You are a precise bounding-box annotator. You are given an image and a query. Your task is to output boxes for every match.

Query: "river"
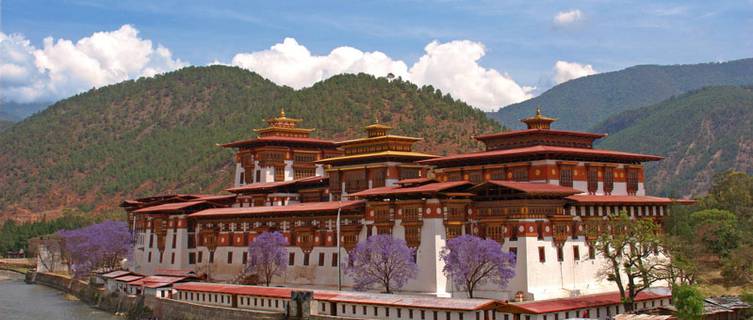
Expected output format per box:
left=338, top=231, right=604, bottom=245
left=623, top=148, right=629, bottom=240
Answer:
left=0, top=270, right=120, bottom=320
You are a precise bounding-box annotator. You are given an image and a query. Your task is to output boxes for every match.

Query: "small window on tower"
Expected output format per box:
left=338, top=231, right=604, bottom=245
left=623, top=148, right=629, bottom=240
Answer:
left=559, top=166, right=573, bottom=187
left=538, top=247, right=546, bottom=263
left=573, top=245, right=580, bottom=261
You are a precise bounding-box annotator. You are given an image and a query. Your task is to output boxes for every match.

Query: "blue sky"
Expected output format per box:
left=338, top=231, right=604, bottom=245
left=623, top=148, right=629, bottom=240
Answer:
left=2, top=0, right=752, bottom=111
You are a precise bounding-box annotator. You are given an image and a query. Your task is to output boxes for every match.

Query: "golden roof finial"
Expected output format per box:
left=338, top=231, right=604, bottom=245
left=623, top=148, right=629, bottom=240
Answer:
left=280, top=108, right=286, bottom=118
left=521, top=106, right=557, bottom=129
left=535, top=106, right=542, bottom=117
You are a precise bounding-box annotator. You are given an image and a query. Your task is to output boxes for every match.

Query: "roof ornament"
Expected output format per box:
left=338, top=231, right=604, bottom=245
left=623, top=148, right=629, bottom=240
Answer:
left=521, top=106, right=557, bottom=130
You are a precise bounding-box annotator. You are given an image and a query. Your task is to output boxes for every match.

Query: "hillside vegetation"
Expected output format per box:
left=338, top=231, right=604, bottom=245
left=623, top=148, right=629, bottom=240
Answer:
left=488, top=58, right=753, bottom=131
left=597, top=86, right=753, bottom=196
left=0, top=66, right=500, bottom=221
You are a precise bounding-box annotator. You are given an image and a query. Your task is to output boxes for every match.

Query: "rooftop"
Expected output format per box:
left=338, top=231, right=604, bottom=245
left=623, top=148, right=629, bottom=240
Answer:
left=101, top=270, right=134, bottom=279
left=226, top=176, right=327, bottom=194
left=471, top=181, right=583, bottom=196
left=315, top=150, right=438, bottom=165
left=129, top=275, right=189, bottom=288
left=499, top=288, right=671, bottom=314
left=132, top=200, right=221, bottom=213
left=419, top=145, right=663, bottom=166
left=188, top=200, right=366, bottom=218
left=349, top=181, right=473, bottom=197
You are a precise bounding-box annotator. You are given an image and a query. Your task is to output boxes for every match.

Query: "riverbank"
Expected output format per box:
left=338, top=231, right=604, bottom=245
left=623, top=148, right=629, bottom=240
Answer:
left=0, top=270, right=120, bottom=320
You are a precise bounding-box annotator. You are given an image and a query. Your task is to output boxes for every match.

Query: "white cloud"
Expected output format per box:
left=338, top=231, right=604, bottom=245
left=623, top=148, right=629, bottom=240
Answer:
left=0, top=25, right=185, bottom=103
left=553, top=60, right=598, bottom=84
left=408, top=40, right=533, bottom=111
left=232, top=38, right=532, bottom=111
left=2, top=27, right=533, bottom=111
left=232, top=38, right=409, bottom=89
left=553, top=9, right=584, bottom=26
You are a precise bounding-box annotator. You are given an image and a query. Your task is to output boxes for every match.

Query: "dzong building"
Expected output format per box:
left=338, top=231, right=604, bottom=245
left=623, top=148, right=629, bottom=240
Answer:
left=123, top=108, right=683, bottom=301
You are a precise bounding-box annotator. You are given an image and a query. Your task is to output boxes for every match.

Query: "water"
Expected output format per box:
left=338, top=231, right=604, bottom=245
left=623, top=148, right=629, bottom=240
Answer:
left=0, top=271, right=120, bottom=320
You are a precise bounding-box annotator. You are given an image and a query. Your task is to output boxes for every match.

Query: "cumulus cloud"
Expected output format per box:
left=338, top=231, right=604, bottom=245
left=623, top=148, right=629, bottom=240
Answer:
left=552, top=60, right=597, bottom=84
left=232, top=38, right=532, bottom=111
left=553, top=9, right=584, bottom=26
left=232, top=38, right=409, bottom=89
left=0, top=25, right=185, bottom=103
left=2, top=26, right=533, bottom=111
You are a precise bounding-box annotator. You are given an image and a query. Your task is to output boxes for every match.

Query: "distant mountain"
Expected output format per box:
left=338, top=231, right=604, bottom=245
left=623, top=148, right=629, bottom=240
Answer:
left=0, top=66, right=500, bottom=221
left=0, top=101, right=51, bottom=121
left=0, top=119, right=12, bottom=132
left=596, top=86, right=753, bottom=197
left=488, top=58, right=753, bottom=131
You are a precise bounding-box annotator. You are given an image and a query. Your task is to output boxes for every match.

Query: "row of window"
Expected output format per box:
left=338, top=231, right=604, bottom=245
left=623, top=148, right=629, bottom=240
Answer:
left=289, top=251, right=339, bottom=267
left=537, top=245, right=596, bottom=263
left=321, top=302, right=486, bottom=320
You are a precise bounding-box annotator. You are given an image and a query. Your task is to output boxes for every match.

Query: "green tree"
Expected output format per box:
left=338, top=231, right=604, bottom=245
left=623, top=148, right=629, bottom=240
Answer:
left=690, top=209, right=739, bottom=257
left=672, top=285, right=704, bottom=320
left=596, top=213, right=667, bottom=312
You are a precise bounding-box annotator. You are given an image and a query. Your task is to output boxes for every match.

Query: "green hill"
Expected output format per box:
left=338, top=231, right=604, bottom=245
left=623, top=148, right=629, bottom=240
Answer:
left=0, top=66, right=500, bottom=221
left=0, top=119, right=12, bottom=132
left=596, top=86, right=753, bottom=197
left=488, top=58, right=753, bottom=131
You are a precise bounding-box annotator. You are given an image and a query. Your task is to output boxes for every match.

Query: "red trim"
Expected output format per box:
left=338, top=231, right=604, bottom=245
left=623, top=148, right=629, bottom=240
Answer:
left=475, top=129, right=606, bottom=141
left=419, top=145, right=663, bottom=166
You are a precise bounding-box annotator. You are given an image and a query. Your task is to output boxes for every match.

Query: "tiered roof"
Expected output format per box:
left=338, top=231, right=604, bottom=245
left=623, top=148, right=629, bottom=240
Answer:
left=316, top=121, right=437, bottom=166
left=225, top=175, right=328, bottom=194
left=221, top=109, right=338, bottom=149
left=187, top=200, right=365, bottom=219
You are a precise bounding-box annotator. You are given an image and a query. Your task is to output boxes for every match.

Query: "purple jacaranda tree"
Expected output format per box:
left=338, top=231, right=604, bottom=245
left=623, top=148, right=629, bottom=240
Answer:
left=345, top=234, right=418, bottom=293
left=246, top=231, right=288, bottom=286
left=57, top=220, right=132, bottom=278
left=440, top=234, right=516, bottom=298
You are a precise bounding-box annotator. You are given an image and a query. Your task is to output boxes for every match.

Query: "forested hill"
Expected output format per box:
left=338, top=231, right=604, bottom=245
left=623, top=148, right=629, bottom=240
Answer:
left=0, top=119, right=12, bottom=132
left=488, top=58, right=753, bottom=131
left=596, top=86, right=753, bottom=197
left=0, top=66, right=500, bottom=221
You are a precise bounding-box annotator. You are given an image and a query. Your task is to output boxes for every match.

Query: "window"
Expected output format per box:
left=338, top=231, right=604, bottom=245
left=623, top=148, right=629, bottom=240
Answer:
left=294, top=167, right=316, bottom=179
left=289, top=252, right=295, bottom=265
left=490, top=169, right=505, bottom=180
left=227, top=252, right=233, bottom=264
left=274, top=165, right=285, bottom=182
left=374, top=307, right=379, bottom=316
left=536, top=222, right=544, bottom=240
left=148, top=251, right=152, bottom=263
left=243, top=252, right=248, bottom=264
left=512, top=167, right=529, bottom=181
left=209, top=251, right=214, bottom=263
left=587, top=166, right=599, bottom=194
left=573, top=245, right=580, bottom=261
left=363, top=306, right=367, bottom=315
left=319, top=252, right=325, bottom=266
left=371, top=168, right=387, bottom=188
left=303, top=252, right=310, bottom=266
left=589, top=245, right=596, bottom=259
left=559, top=166, right=573, bottom=187
left=353, top=305, right=356, bottom=314
left=172, top=234, right=177, bottom=249
left=198, top=251, right=203, bottom=263
left=149, top=234, right=154, bottom=248
left=400, top=167, right=420, bottom=179
left=159, top=252, right=163, bottom=263
left=332, top=253, right=338, bottom=267
left=604, top=167, right=614, bottom=194
left=538, top=247, right=546, bottom=263
left=294, top=152, right=317, bottom=163
left=468, top=171, right=483, bottom=184
left=189, top=252, right=196, bottom=264
left=627, top=169, right=639, bottom=195
left=509, top=247, right=517, bottom=258
left=398, top=308, right=402, bottom=318
left=557, top=247, right=564, bottom=262
left=486, top=224, right=506, bottom=243
left=171, top=252, right=175, bottom=264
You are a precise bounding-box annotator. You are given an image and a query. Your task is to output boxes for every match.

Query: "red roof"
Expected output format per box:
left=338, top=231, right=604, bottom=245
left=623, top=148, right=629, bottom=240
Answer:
left=221, top=136, right=337, bottom=148
left=154, top=269, right=198, bottom=278
left=314, top=290, right=496, bottom=311
left=349, top=181, right=473, bottom=197
left=419, top=145, right=663, bottom=166
left=115, top=275, right=144, bottom=282
left=188, top=200, right=365, bottom=218
left=473, top=181, right=583, bottom=196
left=128, top=276, right=188, bottom=288
left=502, top=289, right=670, bottom=314
left=174, top=283, right=292, bottom=298
left=226, top=176, right=327, bottom=193
left=102, top=270, right=134, bottom=279
left=475, top=129, right=606, bottom=141
left=133, top=200, right=209, bottom=213
left=566, top=195, right=676, bottom=204
left=190, top=194, right=237, bottom=202
left=395, top=178, right=436, bottom=185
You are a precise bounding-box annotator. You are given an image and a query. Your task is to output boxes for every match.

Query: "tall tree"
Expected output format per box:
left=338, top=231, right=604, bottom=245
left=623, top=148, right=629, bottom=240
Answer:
left=595, top=213, right=666, bottom=312
left=345, top=235, right=418, bottom=293
left=672, top=285, right=704, bottom=320
left=439, top=235, right=516, bottom=298
left=57, top=220, right=132, bottom=277
left=246, top=231, right=288, bottom=286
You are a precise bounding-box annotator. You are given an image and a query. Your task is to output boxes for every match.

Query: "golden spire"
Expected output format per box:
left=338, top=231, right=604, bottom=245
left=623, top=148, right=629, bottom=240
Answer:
left=521, top=106, right=557, bottom=129
left=280, top=108, right=286, bottom=118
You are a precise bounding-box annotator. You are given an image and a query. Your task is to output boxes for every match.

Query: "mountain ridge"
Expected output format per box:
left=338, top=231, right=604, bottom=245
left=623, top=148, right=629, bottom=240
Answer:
left=488, top=58, right=753, bottom=132
left=0, top=65, right=500, bottom=221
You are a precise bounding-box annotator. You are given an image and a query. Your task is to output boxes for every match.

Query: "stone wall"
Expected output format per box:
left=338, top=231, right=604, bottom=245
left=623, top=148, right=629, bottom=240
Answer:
left=144, top=295, right=285, bottom=320
left=28, top=271, right=288, bottom=320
